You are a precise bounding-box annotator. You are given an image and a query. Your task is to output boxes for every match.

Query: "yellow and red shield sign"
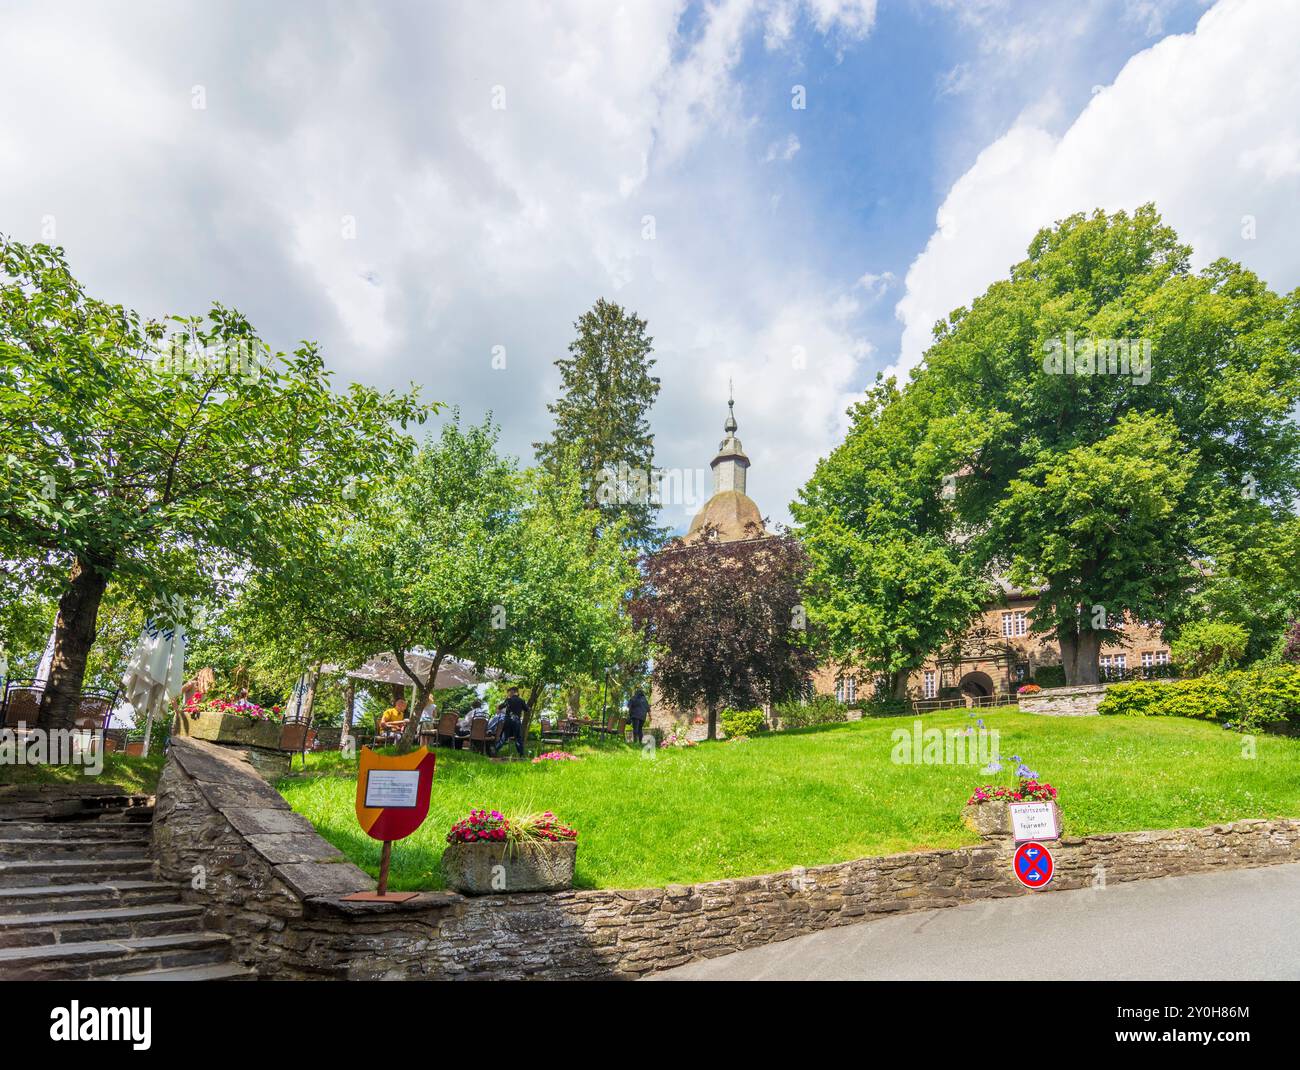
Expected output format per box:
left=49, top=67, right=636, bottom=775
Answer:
left=355, top=746, right=435, bottom=842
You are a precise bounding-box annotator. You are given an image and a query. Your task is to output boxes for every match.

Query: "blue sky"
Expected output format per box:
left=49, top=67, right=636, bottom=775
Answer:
left=2, top=0, right=1295, bottom=535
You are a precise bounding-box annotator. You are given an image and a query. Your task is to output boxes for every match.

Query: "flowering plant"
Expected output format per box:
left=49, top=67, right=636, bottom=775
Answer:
left=967, top=754, right=1058, bottom=806
left=1017, top=683, right=1042, bottom=695
left=182, top=692, right=284, bottom=724
left=445, top=808, right=577, bottom=846
left=532, top=751, right=580, bottom=763
left=661, top=728, right=696, bottom=748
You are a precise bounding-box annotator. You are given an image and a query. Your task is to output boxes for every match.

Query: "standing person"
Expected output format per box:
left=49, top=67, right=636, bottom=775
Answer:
left=495, top=686, right=527, bottom=757
left=627, top=687, right=650, bottom=745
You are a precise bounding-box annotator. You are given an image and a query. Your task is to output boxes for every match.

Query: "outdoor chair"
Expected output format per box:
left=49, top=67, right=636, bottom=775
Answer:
left=468, top=716, right=490, bottom=754
left=437, top=712, right=459, bottom=748
left=2, top=680, right=43, bottom=730
left=72, top=689, right=117, bottom=734
left=539, top=714, right=564, bottom=748
left=593, top=714, right=627, bottom=744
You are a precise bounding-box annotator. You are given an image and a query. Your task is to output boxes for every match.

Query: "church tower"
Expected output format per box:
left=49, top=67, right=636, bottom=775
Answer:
left=686, top=386, right=767, bottom=543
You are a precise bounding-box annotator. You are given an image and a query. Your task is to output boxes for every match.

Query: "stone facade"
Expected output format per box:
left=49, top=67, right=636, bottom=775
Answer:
left=815, top=599, right=1172, bottom=705
left=154, top=738, right=1300, bottom=980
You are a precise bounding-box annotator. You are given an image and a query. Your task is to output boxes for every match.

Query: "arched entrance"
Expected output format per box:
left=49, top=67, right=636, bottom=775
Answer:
left=958, top=671, right=995, bottom=699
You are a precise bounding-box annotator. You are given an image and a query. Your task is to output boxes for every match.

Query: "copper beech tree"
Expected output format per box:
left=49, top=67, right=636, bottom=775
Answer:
left=632, top=524, right=818, bottom=740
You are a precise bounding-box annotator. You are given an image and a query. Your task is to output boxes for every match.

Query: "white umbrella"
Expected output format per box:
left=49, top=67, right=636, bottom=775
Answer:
left=33, top=622, right=58, bottom=687
left=120, top=620, right=186, bottom=758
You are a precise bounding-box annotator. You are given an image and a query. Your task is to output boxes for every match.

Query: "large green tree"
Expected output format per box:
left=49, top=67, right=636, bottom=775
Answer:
left=870, top=206, right=1300, bottom=683
left=793, top=379, right=986, bottom=696
left=0, top=238, right=428, bottom=727
left=534, top=298, right=664, bottom=550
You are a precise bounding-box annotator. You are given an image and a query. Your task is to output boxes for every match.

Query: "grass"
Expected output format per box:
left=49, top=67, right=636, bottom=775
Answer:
left=276, top=710, right=1300, bottom=891
left=0, top=750, right=166, bottom=794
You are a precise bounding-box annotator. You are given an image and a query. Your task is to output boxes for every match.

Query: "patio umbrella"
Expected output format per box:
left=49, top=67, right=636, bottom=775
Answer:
left=120, top=620, right=186, bottom=758
left=32, top=623, right=58, bottom=687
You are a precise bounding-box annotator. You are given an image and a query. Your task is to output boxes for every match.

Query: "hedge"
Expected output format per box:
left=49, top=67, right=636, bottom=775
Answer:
left=720, top=707, right=767, bottom=737
left=1097, top=666, right=1300, bottom=733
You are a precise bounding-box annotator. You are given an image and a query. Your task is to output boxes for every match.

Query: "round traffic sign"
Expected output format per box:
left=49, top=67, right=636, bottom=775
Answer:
left=1013, top=840, right=1054, bottom=889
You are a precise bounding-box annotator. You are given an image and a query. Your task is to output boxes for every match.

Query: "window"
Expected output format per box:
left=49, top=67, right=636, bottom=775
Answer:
left=1141, top=652, right=1153, bottom=668
left=1003, top=611, right=1027, bottom=637
left=836, top=677, right=856, bottom=704
left=1001, top=612, right=1013, bottom=637
left=835, top=678, right=845, bottom=704
left=923, top=670, right=937, bottom=699
left=1014, top=662, right=1029, bottom=682
left=1154, top=651, right=1169, bottom=665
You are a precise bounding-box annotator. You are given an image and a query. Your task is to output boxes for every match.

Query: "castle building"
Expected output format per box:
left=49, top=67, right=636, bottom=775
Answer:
left=679, top=395, right=1173, bottom=708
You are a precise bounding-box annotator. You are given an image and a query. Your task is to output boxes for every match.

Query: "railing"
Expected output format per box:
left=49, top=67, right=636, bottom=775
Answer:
left=911, top=693, right=1014, bottom=713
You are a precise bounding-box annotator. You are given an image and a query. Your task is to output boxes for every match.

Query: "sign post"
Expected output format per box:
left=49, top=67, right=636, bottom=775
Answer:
left=1008, top=801, right=1060, bottom=844
left=341, top=746, right=436, bottom=903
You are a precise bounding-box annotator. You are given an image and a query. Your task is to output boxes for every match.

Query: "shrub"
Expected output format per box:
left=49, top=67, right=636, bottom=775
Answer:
left=1031, top=665, right=1066, bottom=688
left=858, top=696, right=910, bottom=718
left=773, top=694, right=849, bottom=729
left=1098, top=666, right=1300, bottom=733
left=720, top=708, right=767, bottom=737
left=1168, top=620, right=1249, bottom=676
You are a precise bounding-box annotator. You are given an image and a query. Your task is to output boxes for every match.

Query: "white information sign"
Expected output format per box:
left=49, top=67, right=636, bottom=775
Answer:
left=1009, top=802, right=1060, bottom=843
left=364, top=769, right=421, bottom=809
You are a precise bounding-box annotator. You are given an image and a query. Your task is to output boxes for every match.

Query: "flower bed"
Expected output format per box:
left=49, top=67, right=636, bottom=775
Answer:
left=442, top=808, right=578, bottom=894
left=532, top=751, right=580, bottom=764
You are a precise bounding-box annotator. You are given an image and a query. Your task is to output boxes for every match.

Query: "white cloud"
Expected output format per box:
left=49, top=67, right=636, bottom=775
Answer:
left=0, top=0, right=879, bottom=529
left=890, top=0, right=1300, bottom=381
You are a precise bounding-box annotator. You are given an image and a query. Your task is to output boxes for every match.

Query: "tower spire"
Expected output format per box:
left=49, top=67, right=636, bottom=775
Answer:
left=725, top=378, right=737, bottom=433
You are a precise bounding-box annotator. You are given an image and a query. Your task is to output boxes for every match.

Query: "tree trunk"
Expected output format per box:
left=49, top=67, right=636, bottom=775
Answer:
left=523, top=683, right=547, bottom=752
left=707, top=704, right=718, bottom=741
left=341, top=682, right=355, bottom=745
left=891, top=671, right=910, bottom=701
left=398, top=650, right=444, bottom=749
left=1060, top=627, right=1102, bottom=685
left=38, top=556, right=111, bottom=731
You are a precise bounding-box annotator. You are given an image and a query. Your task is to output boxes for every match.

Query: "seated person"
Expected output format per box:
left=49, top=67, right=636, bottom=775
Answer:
left=378, top=698, right=408, bottom=739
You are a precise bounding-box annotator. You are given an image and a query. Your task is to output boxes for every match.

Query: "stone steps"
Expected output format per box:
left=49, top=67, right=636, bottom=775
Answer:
left=0, top=880, right=181, bottom=915
left=0, top=785, right=250, bottom=981
left=0, top=930, right=234, bottom=980
left=0, top=821, right=154, bottom=841
left=0, top=837, right=153, bottom=861
left=0, top=902, right=206, bottom=948
left=103, top=960, right=257, bottom=981
left=0, top=857, right=154, bottom=889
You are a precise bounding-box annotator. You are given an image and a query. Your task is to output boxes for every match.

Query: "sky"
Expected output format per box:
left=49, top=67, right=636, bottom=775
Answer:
left=2, top=0, right=1298, bottom=533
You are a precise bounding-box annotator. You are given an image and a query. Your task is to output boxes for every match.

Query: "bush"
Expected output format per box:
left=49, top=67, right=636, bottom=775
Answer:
left=1031, top=665, right=1066, bottom=689
left=1168, top=620, right=1249, bottom=676
left=857, top=697, right=910, bottom=718
left=1098, top=666, right=1300, bottom=733
left=720, top=707, right=767, bottom=737
left=773, top=694, right=849, bottom=729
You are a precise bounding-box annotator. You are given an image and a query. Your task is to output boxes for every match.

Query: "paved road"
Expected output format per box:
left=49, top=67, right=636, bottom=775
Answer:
left=650, top=863, right=1300, bottom=980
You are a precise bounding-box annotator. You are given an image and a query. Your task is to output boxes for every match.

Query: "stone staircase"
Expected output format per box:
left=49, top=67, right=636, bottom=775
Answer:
left=0, top=785, right=253, bottom=980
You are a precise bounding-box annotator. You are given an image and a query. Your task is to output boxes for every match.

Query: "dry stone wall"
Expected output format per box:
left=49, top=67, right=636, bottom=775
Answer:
left=153, top=738, right=1300, bottom=980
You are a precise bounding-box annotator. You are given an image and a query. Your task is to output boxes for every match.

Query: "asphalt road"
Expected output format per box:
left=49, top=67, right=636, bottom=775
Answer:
left=650, top=863, right=1300, bottom=980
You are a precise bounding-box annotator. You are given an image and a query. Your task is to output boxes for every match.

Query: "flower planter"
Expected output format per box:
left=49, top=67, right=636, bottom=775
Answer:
left=962, top=799, right=1062, bottom=839
left=179, top=710, right=283, bottom=750
left=441, top=840, right=577, bottom=895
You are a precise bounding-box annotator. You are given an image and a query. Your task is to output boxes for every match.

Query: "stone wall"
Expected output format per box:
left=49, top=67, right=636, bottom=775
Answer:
left=1018, top=683, right=1109, bottom=716
left=154, top=738, right=1300, bottom=980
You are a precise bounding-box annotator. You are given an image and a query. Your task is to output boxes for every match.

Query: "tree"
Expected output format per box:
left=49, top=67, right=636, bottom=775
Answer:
left=857, top=206, right=1300, bottom=684
left=793, top=380, right=985, bottom=697
left=534, top=298, right=664, bottom=550
left=488, top=463, right=641, bottom=739
left=1168, top=620, right=1249, bottom=676
left=0, top=238, right=429, bottom=727
left=632, top=528, right=817, bottom=740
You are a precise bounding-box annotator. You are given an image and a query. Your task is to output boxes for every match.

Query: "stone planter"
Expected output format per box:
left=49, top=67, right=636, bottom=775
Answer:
left=179, top=710, right=283, bottom=751
left=961, top=799, right=1062, bottom=840
left=441, top=840, right=577, bottom=895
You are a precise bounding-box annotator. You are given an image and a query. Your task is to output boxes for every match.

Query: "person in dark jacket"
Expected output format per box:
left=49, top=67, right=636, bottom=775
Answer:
left=627, top=688, right=650, bottom=744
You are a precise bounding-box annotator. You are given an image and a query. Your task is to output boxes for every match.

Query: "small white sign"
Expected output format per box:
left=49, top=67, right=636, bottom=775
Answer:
left=364, top=769, right=421, bottom=809
left=1009, top=802, right=1060, bottom=843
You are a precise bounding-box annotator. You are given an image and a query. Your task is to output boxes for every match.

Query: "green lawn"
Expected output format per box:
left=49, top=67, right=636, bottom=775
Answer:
left=277, top=711, right=1300, bottom=891
left=0, top=751, right=166, bottom=794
